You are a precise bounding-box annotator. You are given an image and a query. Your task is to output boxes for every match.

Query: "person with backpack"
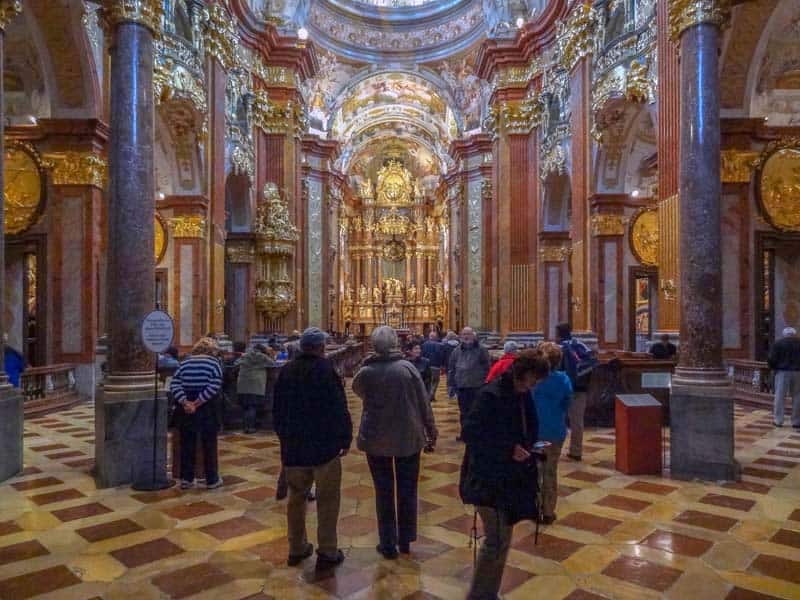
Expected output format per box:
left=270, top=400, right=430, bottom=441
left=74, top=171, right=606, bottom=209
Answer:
left=459, top=350, right=549, bottom=600
left=556, top=323, right=598, bottom=461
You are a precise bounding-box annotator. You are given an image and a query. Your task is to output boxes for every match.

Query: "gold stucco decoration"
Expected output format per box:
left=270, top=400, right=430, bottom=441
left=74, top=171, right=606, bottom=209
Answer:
left=556, top=4, right=598, bottom=72
left=721, top=149, right=760, bottom=183
left=668, top=0, right=731, bottom=42
left=104, top=0, right=163, bottom=34
left=154, top=214, right=167, bottom=263
left=4, top=143, right=45, bottom=236
left=539, top=245, right=572, bottom=262
left=0, top=0, right=22, bottom=31
left=46, top=151, right=107, bottom=188
left=203, top=4, right=238, bottom=69
left=376, top=160, right=415, bottom=207
left=630, top=208, right=659, bottom=266
left=169, top=215, right=206, bottom=238
left=591, top=214, right=627, bottom=236
left=757, top=143, right=800, bottom=232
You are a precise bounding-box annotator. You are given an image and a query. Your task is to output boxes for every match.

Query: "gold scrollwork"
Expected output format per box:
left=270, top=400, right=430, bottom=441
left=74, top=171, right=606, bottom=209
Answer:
left=4, top=142, right=46, bottom=236
left=154, top=213, right=167, bottom=263
left=203, top=4, right=238, bottom=69
left=591, top=214, right=627, bottom=236
left=629, top=208, right=659, bottom=266
left=539, top=245, right=571, bottom=262
left=721, top=149, right=760, bottom=183
left=556, top=4, right=598, bottom=72
left=46, top=151, right=107, bottom=188
left=0, top=0, right=22, bottom=31
left=500, top=95, right=543, bottom=135
left=169, top=215, right=206, bottom=238
left=756, top=139, right=800, bottom=232
left=226, top=241, right=256, bottom=264
left=104, top=0, right=163, bottom=34
left=251, top=94, right=306, bottom=137
left=668, top=0, right=731, bottom=42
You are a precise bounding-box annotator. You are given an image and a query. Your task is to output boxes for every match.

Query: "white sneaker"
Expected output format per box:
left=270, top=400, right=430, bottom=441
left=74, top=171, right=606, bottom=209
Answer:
left=206, top=477, right=224, bottom=489
left=180, top=479, right=195, bottom=490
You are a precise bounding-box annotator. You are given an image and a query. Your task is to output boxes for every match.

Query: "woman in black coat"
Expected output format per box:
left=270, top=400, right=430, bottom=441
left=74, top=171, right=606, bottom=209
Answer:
left=459, top=349, right=550, bottom=600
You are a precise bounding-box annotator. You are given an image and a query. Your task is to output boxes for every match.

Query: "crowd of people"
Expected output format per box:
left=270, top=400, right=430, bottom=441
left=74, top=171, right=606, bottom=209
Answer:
left=163, top=322, right=600, bottom=599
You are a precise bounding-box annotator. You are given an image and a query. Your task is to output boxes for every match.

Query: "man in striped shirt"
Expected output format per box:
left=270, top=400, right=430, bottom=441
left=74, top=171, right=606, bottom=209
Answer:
left=170, top=337, right=224, bottom=489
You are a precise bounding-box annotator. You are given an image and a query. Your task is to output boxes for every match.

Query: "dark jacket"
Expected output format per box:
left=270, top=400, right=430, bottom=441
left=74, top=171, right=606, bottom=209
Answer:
left=273, top=353, right=353, bottom=467
left=448, top=342, right=491, bottom=389
left=459, top=372, right=539, bottom=525
left=409, top=356, right=432, bottom=390
left=650, top=342, right=677, bottom=360
left=421, top=339, right=446, bottom=368
left=353, top=352, right=438, bottom=457
left=768, top=336, right=800, bottom=371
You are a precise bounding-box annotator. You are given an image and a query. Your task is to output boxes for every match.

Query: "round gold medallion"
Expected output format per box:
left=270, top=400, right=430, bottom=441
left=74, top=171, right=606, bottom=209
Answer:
left=757, top=146, right=800, bottom=232
left=4, top=146, right=43, bottom=235
left=629, top=208, right=659, bottom=267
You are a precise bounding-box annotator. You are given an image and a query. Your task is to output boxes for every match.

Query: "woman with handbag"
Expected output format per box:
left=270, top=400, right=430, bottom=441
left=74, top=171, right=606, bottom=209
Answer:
left=459, top=349, right=550, bottom=600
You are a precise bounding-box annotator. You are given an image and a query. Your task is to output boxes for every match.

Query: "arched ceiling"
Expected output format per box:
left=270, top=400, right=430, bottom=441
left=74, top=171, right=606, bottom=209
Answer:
left=308, top=0, right=486, bottom=63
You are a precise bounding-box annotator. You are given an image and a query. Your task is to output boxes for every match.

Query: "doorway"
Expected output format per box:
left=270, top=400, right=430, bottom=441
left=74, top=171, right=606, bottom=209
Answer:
left=755, top=232, right=800, bottom=360
left=629, top=267, right=656, bottom=352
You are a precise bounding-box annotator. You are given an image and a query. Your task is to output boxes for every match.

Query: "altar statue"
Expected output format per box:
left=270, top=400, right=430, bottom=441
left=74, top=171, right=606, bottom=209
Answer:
left=425, top=216, right=437, bottom=235
left=373, top=285, right=382, bottom=304
left=345, top=285, right=354, bottom=304
left=407, top=285, right=417, bottom=304
left=434, top=282, right=444, bottom=303
left=392, top=278, right=403, bottom=296
left=359, top=284, right=369, bottom=304
left=423, top=285, right=433, bottom=304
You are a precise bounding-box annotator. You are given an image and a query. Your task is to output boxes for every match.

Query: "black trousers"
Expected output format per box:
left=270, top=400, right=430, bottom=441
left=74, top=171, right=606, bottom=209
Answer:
left=367, top=453, right=421, bottom=549
left=238, top=393, right=263, bottom=432
left=178, top=402, right=220, bottom=485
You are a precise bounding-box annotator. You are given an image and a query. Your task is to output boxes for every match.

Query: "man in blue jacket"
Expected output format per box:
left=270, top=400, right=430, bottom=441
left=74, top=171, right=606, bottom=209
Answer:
left=421, top=331, right=445, bottom=401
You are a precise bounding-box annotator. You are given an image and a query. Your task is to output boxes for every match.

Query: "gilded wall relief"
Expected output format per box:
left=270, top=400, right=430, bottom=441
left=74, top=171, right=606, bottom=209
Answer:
left=757, top=144, right=800, bottom=232
left=629, top=208, right=659, bottom=266
left=4, top=143, right=45, bottom=236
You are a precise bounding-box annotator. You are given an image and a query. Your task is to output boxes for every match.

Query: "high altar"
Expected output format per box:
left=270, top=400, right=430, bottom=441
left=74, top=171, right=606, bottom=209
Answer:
left=340, top=159, right=447, bottom=333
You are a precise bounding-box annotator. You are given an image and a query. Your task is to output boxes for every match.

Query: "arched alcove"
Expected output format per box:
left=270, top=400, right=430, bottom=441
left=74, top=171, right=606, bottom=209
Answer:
left=541, top=171, right=572, bottom=232
left=225, top=173, right=253, bottom=233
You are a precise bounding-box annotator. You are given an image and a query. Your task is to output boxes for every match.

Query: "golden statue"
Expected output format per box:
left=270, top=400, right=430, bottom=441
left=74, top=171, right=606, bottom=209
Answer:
left=423, top=285, right=433, bottom=304
left=358, top=178, right=374, bottom=201
left=407, top=284, right=417, bottom=304
left=376, top=159, right=414, bottom=206
left=434, top=282, right=444, bottom=304
left=345, top=285, right=354, bottom=304
left=359, top=284, right=369, bottom=304
left=373, top=285, right=382, bottom=304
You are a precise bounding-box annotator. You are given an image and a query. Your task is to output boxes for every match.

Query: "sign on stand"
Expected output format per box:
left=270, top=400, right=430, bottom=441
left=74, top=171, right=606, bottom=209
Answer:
left=142, top=310, right=174, bottom=354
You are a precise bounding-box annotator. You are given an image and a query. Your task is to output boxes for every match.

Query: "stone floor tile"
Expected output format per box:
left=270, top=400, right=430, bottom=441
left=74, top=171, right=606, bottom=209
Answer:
left=601, top=555, right=683, bottom=592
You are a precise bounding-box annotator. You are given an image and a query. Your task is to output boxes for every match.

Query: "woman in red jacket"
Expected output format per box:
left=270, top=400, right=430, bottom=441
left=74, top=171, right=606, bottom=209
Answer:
left=486, top=341, right=519, bottom=383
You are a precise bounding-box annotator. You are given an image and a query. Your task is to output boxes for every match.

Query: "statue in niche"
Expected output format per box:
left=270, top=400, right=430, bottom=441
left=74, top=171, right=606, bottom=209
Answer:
left=345, top=285, right=354, bottom=304
left=407, top=285, right=417, bottom=304
left=359, top=284, right=369, bottom=304
left=435, top=282, right=444, bottom=304
left=423, top=285, right=433, bottom=304
left=425, top=216, right=437, bottom=235
left=358, top=178, right=374, bottom=200
left=373, top=285, right=382, bottom=304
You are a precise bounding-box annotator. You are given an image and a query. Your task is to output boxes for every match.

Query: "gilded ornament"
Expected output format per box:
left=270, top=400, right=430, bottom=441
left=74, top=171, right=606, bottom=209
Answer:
left=251, top=94, right=306, bottom=137
left=154, top=214, right=167, bottom=263
left=591, top=214, right=627, bottom=236
left=668, top=0, right=731, bottom=42
left=556, top=4, right=598, bottom=72
left=255, top=183, right=299, bottom=247
left=0, top=0, right=21, bottom=31
left=540, top=142, right=566, bottom=180
left=203, top=4, right=238, bottom=69
left=756, top=143, right=800, bottom=232
left=169, top=215, right=206, bottom=238
left=625, top=60, right=650, bottom=103
left=629, top=208, right=659, bottom=266
left=226, top=242, right=256, bottom=264
left=493, top=57, right=546, bottom=91
left=382, top=239, right=406, bottom=262
left=720, top=149, right=759, bottom=183
left=46, top=151, right=107, bottom=189
left=4, top=143, right=45, bottom=236
left=500, top=96, right=543, bottom=134
left=539, top=245, right=571, bottom=262
left=660, top=278, right=678, bottom=300
left=375, top=160, right=415, bottom=206
left=376, top=208, right=411, bottom=237
left=103, top=0, right=163, bottom=34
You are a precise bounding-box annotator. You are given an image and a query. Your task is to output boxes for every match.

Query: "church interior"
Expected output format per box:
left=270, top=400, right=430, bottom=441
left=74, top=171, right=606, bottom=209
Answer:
left=0, top=0, right=799, bottom=598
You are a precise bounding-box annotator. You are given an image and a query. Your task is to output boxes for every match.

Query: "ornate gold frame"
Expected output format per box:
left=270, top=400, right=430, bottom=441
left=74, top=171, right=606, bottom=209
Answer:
left=154, top=212, right=168, bottom=264
left=628, top=207, right=659, bottom=267
left=4, top=140, right=48, bottom=237
left=755, top=138, right=800, bottom=233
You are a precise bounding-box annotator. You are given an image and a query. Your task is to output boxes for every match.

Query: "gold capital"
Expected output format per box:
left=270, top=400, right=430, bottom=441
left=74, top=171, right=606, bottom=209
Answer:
left=720, top=149, right=759, bottom=183
left=169, top=215, right=206, bottom=238
left=591, top=214, right=627, bottom=236
left=668, top=0, right=731, bottom=42
left=0, top=1, right=21, bottom=31
left=45, top=152, right=108, bottom=188
left=103, top=0, right=163, bottom=34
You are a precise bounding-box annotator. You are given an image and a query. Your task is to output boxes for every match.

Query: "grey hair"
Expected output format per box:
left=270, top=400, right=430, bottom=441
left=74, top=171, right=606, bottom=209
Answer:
left=503, top=341, right=519, bottom=354
left=371, top=326, right=398, bottom=355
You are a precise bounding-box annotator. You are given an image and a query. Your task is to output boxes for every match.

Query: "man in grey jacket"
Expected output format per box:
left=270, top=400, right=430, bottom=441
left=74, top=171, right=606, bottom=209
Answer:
left=448, top=327, right=490, bottom=440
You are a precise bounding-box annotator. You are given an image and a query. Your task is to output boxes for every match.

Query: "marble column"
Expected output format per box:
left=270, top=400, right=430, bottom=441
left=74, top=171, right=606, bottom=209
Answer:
left=96, top=1, right=167, bottom=488
left=669, top=1, right=737, bottom=481
left=0, top=1, right=23, bottom=484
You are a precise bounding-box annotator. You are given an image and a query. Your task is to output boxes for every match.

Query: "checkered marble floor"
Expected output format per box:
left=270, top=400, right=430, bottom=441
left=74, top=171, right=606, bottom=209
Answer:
left=1, top=386, right=800, bottom=600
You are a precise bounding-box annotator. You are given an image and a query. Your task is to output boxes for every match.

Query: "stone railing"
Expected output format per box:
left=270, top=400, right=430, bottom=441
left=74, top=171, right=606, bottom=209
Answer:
left=728, top=359, right=773, bottom=410
left=20, top=364, right=82, bottom=417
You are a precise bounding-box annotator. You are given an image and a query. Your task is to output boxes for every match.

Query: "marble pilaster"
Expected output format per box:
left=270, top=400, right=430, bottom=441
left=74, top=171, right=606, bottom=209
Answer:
left=669, top=9, right=738, bottom=481
left=0, top=2, right=24, bottom=483
left=96, top=6, right=167, bottom=488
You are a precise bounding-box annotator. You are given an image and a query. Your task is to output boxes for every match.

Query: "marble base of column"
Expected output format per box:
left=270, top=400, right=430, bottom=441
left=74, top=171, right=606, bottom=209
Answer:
left=0, top=384, right=23, bottom=483
left=670, top=367, right=739, bottom=481
left=94, top=373, right=169, bottom=489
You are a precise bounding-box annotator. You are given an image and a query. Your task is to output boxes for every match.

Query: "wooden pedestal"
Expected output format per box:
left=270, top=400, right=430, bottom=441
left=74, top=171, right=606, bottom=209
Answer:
left=615, top=394, right=663, bottom=475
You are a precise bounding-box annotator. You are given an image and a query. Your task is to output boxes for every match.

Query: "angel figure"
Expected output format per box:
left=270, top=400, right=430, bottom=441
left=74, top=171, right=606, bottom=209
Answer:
left=373, top=285, right=382, bottom=304
left=359, top=284, right=369, bottom=304
left=407, top=284, right=417, bottom=304
left=423, top=285, right=433, bottom=304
